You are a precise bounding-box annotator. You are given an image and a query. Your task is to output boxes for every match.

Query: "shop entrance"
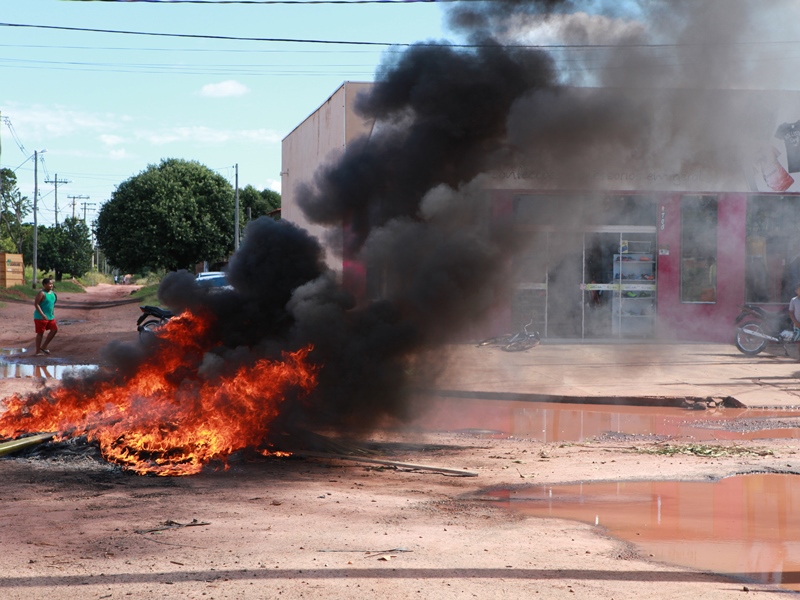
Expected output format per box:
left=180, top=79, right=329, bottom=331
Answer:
left=512, top=227, right=657, bottom=340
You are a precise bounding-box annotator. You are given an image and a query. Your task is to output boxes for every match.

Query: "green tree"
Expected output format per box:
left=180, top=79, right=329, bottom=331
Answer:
left=19, top=224, right=38, bottom=268
left=39, top=217, right=93, bottom=281
left=0, top=168, right=32, bottom=254
left=239, top=185, right=281, bottom=223
left=96, top=158, right=235, bottom=272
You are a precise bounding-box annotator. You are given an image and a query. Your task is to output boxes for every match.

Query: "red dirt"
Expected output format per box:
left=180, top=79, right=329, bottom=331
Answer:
left=0, top=284, right=793, bottom=599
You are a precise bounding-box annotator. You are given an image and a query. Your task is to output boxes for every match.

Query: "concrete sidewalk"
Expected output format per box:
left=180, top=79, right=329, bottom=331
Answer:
left=436, top=342, right=800, bottom=408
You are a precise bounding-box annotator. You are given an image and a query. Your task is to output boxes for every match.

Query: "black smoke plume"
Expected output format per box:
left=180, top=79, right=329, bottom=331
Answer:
left=14, top=0, right=795, bottom=447
left=154, top=1, right=793, bottom=432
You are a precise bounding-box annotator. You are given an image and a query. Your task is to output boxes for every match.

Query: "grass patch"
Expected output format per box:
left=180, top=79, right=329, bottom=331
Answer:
left=131, top=283, right=159, bottom=303
left=52, top=280, right=85, bottom=293
left=78, top=272, right=115, bottom=286
left=0, top=280, right=85, bottom=301
left=636, top=443, right=774, bottom=458
left=0, top=286, right=30, bottom=301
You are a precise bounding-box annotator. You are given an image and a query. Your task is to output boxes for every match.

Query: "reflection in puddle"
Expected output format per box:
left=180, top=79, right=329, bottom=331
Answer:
left=0, top=348, right=27, bottom=356
left=416, top=398, right=800, bottom=441
left=0, top=362, right=98, bottom=380
left=491, top=474, right=800, bottom=592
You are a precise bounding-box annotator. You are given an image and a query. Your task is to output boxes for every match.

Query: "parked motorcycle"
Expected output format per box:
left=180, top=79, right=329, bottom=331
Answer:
left=137, top=305, right=173, bottom=342
left=734, top=304, right=795, bottom=356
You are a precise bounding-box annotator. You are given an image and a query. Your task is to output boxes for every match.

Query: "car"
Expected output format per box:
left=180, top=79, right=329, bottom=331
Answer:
left=196, top=271, right=233, bottom=290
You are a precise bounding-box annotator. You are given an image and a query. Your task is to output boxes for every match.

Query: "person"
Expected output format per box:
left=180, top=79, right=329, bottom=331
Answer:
left=34, top=277, right=58, bottom=356
left=787, top=282, right=800, bottom=358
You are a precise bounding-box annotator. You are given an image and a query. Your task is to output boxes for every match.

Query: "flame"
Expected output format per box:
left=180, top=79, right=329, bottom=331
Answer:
left=0, top=311, right=318, bottom=476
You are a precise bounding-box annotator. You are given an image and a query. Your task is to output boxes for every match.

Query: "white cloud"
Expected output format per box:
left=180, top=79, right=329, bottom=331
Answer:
left=100, top=134, right=125, bottom=146
left=140, top=126, right=279, bottom=146
left=5, top=104, right=122, bottom=141
left=266, top=178, right=281, bottom=194
left=200, top=80, right=249, bottom=98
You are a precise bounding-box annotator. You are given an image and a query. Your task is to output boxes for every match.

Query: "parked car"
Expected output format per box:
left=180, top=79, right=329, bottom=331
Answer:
left=196, top=271, right=233, bottom=290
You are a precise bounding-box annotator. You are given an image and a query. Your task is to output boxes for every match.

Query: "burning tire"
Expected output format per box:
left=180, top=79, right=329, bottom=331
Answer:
left=138, top=319, right=162, bottom=343
left=735, top=321, right=768, bottom=356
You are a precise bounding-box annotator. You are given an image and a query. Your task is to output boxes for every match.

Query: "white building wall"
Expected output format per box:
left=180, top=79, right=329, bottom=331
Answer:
left=281, top=81, right=374, bottom=273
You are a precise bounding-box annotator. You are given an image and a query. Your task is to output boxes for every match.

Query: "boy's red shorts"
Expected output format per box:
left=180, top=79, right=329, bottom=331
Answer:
left=34, top=319, right=58, bottom=334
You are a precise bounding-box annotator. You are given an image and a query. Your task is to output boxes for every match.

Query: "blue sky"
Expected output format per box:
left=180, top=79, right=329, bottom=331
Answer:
left=1, top=0, right=449, bottom=227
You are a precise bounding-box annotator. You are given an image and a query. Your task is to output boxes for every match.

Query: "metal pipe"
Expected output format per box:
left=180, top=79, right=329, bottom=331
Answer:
left=0, top=432, right=56, bottom=457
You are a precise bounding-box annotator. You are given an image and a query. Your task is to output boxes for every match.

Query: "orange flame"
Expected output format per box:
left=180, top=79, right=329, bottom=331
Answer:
left=0, top=311, right=318, bottom=476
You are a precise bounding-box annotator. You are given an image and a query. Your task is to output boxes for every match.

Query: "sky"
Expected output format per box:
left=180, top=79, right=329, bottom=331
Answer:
left=1, top=0, right=449, bottom=227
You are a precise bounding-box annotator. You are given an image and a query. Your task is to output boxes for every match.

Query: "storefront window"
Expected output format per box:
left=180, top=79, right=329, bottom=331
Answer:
left=745, top=195, right=800, bottom=303
left=681, top=196, right=717, bottom=303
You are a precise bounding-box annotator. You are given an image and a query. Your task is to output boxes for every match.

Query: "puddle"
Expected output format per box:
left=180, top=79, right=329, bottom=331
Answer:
left=56, top=319, right=86, bottom=326
left=415, top=398, right=800, bottom=441
left=0, top=348, right=27, bottom=356
left=0, top=362, right=98, bottom=380
left=490, top=474, right=800, bottom=592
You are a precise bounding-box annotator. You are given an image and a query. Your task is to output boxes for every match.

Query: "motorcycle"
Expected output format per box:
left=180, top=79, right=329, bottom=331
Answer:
left=734, top=303, right=795, bottom=356
left=137, top=305, right=173, bottom=342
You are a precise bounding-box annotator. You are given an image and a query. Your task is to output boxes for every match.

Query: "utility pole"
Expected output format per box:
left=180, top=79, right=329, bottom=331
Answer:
left=44, top=173, right=70, bottom=226
left=234, top=163, right=240, bottom=251
left=67, top=194, right=89, bottom=219
left=81, top=201, right=96, bottom=222
left=32, top=150, right=38, bottom=288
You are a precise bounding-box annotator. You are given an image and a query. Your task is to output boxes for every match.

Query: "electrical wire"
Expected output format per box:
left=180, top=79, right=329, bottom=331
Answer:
left=66, top=0, right=447, bottom=3
left=0, top=22, right=420, bottom=47
left=2, top=117, right=28, bottom=156
left=6, top=21, right=800, bottom=49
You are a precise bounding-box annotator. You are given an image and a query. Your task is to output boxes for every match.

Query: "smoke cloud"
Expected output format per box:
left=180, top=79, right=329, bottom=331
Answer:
left=282, top=0, right=800, bottom=429
left=13, top=0, right=800, bottom=452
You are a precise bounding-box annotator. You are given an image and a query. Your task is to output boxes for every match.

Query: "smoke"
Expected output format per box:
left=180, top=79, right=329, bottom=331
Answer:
left=11, top=1, right=800, bottom=454
left=281, top=0, right=800, bottom=430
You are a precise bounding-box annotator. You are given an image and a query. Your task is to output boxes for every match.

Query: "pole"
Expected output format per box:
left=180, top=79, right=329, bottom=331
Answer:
left=68, top=195, right=88, bottom=219
left=45, top=174, right=70, bottom=227
left=234, top=163, right=239, bottom=251
left=81, top=201, right=95, bottom=222
left=54, top=174, right=59, bottom=226
left=32, top=150, right=38, bottom=288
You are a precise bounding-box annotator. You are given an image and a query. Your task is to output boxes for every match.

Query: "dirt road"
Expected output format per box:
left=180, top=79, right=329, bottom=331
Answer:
left=0, top=284, right=794, bottom=599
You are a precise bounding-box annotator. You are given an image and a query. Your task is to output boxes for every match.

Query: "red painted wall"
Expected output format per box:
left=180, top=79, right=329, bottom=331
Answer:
left=656, top=193, right=747, bottom=342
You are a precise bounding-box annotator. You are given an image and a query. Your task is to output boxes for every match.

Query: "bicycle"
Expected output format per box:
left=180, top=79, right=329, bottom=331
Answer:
left=477, top=319, right=541, bottom=352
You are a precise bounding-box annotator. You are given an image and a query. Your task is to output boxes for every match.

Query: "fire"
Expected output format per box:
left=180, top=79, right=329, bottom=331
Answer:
left=0, top=311, right=318, bottom=476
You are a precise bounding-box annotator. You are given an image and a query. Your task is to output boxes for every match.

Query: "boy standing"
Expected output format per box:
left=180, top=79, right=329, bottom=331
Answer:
left=34, top=278, right=58, bottom=356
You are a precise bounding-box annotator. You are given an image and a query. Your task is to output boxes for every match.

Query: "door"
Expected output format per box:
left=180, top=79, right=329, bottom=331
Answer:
left=546, top=233, right=584, bottom=339
left=583, top=233, right=619, bottom=339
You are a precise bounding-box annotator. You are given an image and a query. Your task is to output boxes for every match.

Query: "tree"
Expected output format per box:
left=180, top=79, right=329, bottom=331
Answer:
left=0, top=168, right=31, bottom=254
left=239, top=185, right=281, bottom=223
left=96, top=158, right=235, bottom=272
left=39, top=218, right=93, bottom=281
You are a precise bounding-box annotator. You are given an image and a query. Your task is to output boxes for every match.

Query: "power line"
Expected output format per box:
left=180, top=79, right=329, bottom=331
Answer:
left=67, top=0, right=446, bottom=3
left=1, top=115, right=28, bottom=156
left=0, top=22, right=416, bottom=47
left=0, top=56, right=380, bottom=73
left=6, top=21, right=800, bottom=49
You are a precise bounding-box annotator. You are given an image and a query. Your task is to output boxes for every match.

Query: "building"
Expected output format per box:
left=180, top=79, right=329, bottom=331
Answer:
left=281, top=81, right=374, bottom=277
left=282, top=83, right=800, bottom=343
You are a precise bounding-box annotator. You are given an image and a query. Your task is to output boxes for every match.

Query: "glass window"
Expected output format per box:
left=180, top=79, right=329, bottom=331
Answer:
left=745, top=195, right=800, bottom=303
left=681, top=196, right=718, bottom=303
